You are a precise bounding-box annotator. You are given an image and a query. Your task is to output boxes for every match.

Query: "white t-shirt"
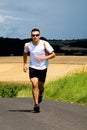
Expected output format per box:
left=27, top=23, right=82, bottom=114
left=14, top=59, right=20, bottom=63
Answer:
left=24, top=40, right=54, bottom=70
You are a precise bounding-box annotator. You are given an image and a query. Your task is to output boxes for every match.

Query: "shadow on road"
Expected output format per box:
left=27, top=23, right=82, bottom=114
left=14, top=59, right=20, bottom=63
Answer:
left=9, top=109, right=34, bottom=113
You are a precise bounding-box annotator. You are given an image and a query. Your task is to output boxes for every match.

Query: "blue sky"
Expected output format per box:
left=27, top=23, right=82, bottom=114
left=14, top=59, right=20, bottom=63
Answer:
left=0, top=0, right=87, bottom=40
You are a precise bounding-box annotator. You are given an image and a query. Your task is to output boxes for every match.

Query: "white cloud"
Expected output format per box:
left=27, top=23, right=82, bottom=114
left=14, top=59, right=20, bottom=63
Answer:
left=4, top=15, right=23, bottom=21
left=0, top=16, right=5, bottom=23
left=0, top=15, right=23, bottom=24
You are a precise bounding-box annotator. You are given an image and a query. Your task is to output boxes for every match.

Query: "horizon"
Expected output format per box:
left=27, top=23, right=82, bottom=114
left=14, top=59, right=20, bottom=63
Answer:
left=0, top=36, right=87, bottom=41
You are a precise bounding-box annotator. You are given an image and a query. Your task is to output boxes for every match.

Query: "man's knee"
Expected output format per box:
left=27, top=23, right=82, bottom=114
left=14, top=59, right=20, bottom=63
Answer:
left=30, top=78, right=38, bottom=86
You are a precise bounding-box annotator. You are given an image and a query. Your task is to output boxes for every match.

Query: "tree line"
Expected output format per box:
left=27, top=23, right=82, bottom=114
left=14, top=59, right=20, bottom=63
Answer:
left=0, top=37, right=87, bottom=56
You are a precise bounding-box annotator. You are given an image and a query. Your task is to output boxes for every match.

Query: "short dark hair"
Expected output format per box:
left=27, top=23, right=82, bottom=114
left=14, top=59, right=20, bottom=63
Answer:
left=31, top=28, right=40, bottom=33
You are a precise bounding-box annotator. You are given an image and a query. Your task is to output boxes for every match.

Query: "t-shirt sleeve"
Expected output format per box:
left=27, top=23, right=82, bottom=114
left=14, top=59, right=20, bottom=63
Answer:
left=24, top=42, right=29, bottom=53
left=45, top=41, right=54, bottom=53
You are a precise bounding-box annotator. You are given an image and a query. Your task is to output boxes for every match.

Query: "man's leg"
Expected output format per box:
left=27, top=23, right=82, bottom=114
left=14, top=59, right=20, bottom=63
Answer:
left=30, top=77, right=40, bottom=112
left=38, top=81, right=44, bottom=103
left=30, top=77, right=39, bottom=105
left=38, top=68, right=47, bottom=103
left=38, top=81, right=44, bottom=96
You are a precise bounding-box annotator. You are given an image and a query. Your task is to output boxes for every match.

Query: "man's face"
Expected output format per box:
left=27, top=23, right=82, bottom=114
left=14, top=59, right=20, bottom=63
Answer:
left=31, top=31, right=40, bottom=42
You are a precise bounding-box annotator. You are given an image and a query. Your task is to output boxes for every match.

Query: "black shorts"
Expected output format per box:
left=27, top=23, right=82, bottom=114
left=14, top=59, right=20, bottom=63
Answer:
left=29, top=67, right=47, bottom=83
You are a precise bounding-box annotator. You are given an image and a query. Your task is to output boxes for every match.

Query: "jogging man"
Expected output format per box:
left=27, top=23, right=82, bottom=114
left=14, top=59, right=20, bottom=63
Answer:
left=23, top=28, right=55, bottom=112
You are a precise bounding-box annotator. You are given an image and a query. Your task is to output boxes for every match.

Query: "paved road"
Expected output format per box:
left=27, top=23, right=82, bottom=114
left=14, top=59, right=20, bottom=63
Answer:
left=0, top=98, right=87, bottom=130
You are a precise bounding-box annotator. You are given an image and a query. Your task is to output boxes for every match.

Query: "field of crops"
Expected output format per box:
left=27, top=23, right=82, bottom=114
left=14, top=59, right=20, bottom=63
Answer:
left=0, top=56, right=87, bottom=83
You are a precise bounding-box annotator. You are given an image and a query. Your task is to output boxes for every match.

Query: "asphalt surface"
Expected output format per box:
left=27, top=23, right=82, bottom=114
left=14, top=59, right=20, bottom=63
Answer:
left=0, top=98, right=87, bottom=130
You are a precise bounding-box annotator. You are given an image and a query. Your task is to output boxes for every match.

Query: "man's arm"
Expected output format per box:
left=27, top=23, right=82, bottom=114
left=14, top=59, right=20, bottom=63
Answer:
left=45, top=51, right=56, bottom=60
left=36, top=51, right=56, bottom=61
left=23, top=52, right=28, bottom=72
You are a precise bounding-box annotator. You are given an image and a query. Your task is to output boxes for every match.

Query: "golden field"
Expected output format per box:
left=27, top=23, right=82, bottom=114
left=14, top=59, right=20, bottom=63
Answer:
left=0, top=56, right=87, bottom=83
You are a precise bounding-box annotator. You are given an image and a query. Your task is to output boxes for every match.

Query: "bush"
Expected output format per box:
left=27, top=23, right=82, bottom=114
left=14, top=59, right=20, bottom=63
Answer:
left=0, top=82, right=31, bottom=97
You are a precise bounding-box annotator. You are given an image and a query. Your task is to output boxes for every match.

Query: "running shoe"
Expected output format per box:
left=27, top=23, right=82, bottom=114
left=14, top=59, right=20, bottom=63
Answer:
left=33, top=104, right=40, bottom=112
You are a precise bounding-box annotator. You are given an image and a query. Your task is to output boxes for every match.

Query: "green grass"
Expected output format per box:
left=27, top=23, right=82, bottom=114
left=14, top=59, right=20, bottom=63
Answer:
left=44, top=72, right=87, bottom=106
left=0, top=82, right=32, bottom=98
left=0, top=72, right=87, bottom=106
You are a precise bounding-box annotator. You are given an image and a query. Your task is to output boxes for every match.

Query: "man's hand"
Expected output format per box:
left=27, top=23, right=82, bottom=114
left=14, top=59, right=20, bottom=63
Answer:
left=23, top=64, right=28, bottom=72
left=36, top=52, right=55, bottom=61
left=36, top=56, right=46, bottom=61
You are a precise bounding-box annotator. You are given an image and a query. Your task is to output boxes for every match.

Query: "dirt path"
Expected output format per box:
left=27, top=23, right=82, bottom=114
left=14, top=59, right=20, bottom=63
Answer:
left=0, top=56, right=87, bottom=83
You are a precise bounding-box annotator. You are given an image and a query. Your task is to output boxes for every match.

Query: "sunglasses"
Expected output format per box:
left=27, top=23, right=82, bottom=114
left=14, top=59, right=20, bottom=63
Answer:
left=32, top=34, right=40, bottom=37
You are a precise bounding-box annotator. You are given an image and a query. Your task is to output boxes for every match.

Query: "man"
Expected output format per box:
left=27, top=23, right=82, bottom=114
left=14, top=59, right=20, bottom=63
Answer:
left=23, top=28, right=55, bottom=112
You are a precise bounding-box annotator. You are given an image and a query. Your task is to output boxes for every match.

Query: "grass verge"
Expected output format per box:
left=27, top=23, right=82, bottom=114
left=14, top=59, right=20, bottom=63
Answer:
left=0, top=72, right=87, bottom=106
left=44, top=72, right=87, bottom=106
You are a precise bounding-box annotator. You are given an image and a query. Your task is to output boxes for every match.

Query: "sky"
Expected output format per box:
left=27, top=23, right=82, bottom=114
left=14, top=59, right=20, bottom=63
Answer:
left=0, top=0, right=87, bottom=40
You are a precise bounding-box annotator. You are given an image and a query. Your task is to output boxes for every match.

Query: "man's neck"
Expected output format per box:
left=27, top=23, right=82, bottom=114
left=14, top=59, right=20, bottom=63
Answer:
left=32, top=40, right=40, bottom=45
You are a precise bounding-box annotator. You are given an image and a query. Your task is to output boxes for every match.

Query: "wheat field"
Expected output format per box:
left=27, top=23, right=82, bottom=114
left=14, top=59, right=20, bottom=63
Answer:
left=0, top=56, right=87, bottom=83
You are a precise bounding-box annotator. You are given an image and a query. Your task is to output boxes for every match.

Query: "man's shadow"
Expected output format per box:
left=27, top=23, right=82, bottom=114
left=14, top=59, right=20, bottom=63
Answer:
left=8, top=110, right=34, bottom=113
left=9, top=109, right=40, bottom=113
